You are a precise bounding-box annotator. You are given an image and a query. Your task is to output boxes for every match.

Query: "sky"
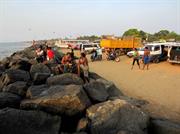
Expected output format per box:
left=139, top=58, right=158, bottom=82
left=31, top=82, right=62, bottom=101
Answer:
left=0, top=0, right=180, bottom=42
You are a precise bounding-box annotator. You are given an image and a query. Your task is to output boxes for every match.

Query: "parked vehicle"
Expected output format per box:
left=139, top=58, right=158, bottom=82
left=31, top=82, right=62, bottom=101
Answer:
left=80, top=43, right=100, bottom=53
left=100, top=36, right=142, bottom=56
left=127, top=47, right=144, bottom=58
left=106, top=50, right=120, bottom=62
left=91, top=48, right=102, bottom=62
left=168, top=43, right=180, bottom=64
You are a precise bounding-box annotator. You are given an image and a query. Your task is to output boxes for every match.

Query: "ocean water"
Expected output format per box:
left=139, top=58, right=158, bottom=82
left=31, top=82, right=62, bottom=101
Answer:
left=0, top=42, right=31, bottom=60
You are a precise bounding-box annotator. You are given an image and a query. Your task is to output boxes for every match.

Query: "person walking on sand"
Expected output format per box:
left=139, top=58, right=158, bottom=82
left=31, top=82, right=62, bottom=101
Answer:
left=131, top=48, right=140, bottom=70
left=142, top=47, right=150, bottom=70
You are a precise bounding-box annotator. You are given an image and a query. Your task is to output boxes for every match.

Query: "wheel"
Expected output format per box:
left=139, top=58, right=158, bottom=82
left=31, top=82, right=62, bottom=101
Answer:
left=153, top=58, right=160, bottom=63
left=115, top=49, right=121, bottom=56
left=115, top=57, right=120, bottom=62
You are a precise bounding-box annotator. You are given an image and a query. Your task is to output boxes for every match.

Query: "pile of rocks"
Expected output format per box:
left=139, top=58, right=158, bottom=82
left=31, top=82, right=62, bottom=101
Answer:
left=0, top=45, right=179, bottom=134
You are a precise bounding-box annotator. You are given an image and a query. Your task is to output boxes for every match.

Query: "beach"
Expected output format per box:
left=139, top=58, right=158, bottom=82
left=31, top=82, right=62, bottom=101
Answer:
left=88, top=54, right=180, bottom=122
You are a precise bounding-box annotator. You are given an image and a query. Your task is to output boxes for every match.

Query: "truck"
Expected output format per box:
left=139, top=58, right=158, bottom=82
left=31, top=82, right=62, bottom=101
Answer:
left=100, top=36, right=142, bottom=55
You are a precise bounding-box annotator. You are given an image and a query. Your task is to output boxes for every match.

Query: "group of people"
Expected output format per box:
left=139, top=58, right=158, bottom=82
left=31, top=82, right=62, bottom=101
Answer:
left=131, top=47, right=150, bottom=70
left=35, top=43, right=89, bottom=83
left=35, top=45, right=55, bottom=63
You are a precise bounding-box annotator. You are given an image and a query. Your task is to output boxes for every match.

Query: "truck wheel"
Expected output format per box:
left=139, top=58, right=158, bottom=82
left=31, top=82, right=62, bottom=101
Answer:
left=115, top=49, right=121, bottom=56
left=154, top=58, right=160, bottom=63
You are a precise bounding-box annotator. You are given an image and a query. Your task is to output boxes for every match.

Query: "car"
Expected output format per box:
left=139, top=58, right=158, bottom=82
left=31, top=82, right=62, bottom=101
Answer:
left=80, top=43, right=100, bottom=53
left=168, top=43, right=180, bottom=64
left=127, top=48, right=144, bottom=58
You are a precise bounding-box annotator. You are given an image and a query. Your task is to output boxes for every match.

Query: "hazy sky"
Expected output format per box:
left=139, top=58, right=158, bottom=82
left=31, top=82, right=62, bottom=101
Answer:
left=0, top=0, right=180, bottom=42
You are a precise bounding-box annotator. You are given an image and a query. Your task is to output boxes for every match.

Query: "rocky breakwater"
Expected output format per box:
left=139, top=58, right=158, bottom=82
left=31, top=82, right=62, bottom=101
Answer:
left=0, top=45, right=180, bottom=134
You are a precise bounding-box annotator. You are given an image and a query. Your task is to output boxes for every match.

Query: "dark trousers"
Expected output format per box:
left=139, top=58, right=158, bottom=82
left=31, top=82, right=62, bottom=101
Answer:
left=132, top=58, right=140, bottom=65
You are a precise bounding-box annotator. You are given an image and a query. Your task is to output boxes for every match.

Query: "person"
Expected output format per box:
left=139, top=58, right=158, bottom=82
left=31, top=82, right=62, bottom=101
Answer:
left=78, top=52, right=89, bottom=83
left=35, top=45, right=44, bottom=63
left=47, top=46, right=55, bottom=61
left=142, top=47, right=150, bottom=70
left=91, top=48, right=97, bottom=59
left=61, top=52, right=72, bottom=73
left=131, top=48, right=140, bottom=70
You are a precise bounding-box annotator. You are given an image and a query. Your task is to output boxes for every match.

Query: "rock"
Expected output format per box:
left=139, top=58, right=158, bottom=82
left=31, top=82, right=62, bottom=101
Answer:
left=0, top=92, right=22, bottom=108
left=96, top=78, right=124, bottom=97
left=86, top=99, right=149, bottom=134
left=33, top=73, right=50, bottom=85
left=76, top=118, right=89, bottom=132
left=30, top=63, right=51, bottom=79
left=0, top=108, right=61, bottom=134
left=111, top=96, right=149, bottom=108
left=89, top=72, right=102, bottom=80
left=149, top=119, right=180, bottom=134
left=47, top=73, right=84, bottom=86
left=117, top=130, right=134, bottom=134
left=3, top=81, right=28, bottom=97
left=0, top=65, right=5, bottom=76
left=1, top=69, right=30, bottom=87
left=22, top=46, right=36, bottom=59
left=0, top=57, right=11, bottom=69
left=83, top=81, right=109, bottom=102
left=26, top=84, right=49, bottom=98
left=10, top=59, right=32, bottom=71
left=21, top=84, right=91, bottom=116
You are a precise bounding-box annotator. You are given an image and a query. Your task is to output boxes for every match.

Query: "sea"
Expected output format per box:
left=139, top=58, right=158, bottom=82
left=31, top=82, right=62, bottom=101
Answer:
left=0, top=42, right=31, bottom=60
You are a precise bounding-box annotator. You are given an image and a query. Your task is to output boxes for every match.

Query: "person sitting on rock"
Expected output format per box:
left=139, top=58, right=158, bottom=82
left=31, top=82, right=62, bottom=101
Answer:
left=78, top=52, right=89, bottom=83
left=60, top=52, right=73, bottom=73
left=35, top=45, right=44, bottom=63
left=47, top=46, right=55, bottom=61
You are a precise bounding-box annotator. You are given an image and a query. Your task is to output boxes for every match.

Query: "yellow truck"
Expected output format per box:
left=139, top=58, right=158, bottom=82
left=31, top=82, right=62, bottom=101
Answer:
left=100, top=36, right=142, bottom=55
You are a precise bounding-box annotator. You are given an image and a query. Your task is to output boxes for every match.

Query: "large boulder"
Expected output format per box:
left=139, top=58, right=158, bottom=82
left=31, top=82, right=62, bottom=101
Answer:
left=22, top=46, right=36, bottom=59
left=26, top=84, right=49, bottom=98
left=1, top=69, right=30, bottom=87
left=3, top=81, right=28, bottom=97
left=96, top=78, right=123, bottom=97
left=0, top=65, right=5, bottom=76
left=9, top=59, right=32, bottom=71
left=33, top=73, right=50, bottom=85
left=0, top=92, right=22, bottom=108
left=149, top=119, right=180, bottom=134
left=21, top=84, right=91, bottom=116
left=0, top=108, right=61, bottom=134
left=47, top=73, right=84, bottom=86
left=83, top=81, right=109, bottom=102
left=86, top=99, right=149, bottom=134
left=30, top=63, right=51, bottom=79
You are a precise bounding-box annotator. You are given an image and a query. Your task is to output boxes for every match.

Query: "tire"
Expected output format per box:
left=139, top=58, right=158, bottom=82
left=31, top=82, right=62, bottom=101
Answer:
left=153, top=58, right=160, bottom=63
left=115, top=57, right=120, bottom=62
left=115, top=49, right=121, bottom=56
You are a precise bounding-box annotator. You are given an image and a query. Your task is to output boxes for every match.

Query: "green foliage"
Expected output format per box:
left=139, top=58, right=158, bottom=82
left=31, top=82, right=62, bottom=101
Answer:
left=123, top=28, right=180, bottom=42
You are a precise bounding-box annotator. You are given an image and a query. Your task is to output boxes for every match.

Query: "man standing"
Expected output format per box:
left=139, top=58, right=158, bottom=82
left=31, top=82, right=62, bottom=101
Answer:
left=131, top=48, right=140, bottom=70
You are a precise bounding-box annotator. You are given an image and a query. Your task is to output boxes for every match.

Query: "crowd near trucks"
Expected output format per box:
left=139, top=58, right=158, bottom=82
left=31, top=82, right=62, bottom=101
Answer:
left=55, top=37, right=180, bottom=64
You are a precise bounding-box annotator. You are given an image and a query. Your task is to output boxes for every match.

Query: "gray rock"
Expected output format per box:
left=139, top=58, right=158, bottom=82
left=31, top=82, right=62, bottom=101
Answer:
left=76, top=118, right=89, bottom=132
left=149, top=119, right=180, bottom=134
left=47, top=73, right=84, bottom=86
left=1, top=69, right=30, bottom=87
left=0, top=92, right=22, bottom=108
left=96, top=78, right=123, bottom=97
left=3, top=81, right=28, bottom=97
left=26, top=84, right=49, bottom=98
left=30, top=63, right=51, bottom=79
left=9, top=59, right=32, bottom=71
left=86, top=99, right=149, bottom=134
left=89, top=72, right=102, bottom=80
left=21, top=84, right=91, bottom=116
left=33, top=73, right=50, bottom=85
left=83, top=81, right=109, bottom=102
left=0, top=108, right=61, bottom=134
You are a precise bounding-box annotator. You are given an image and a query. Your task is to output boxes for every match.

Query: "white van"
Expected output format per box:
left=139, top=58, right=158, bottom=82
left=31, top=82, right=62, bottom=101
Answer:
left=80, top=43, right=100, bottom=53
left=168, top=43, right=180, bottom=64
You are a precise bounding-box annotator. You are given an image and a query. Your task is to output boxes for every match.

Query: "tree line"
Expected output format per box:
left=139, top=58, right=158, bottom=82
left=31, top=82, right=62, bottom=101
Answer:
left=76, top=29, right=180, bottom=42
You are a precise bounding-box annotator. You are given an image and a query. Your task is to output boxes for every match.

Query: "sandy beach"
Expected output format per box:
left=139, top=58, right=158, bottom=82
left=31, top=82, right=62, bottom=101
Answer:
left=87, top=54, right=180, bottom=122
